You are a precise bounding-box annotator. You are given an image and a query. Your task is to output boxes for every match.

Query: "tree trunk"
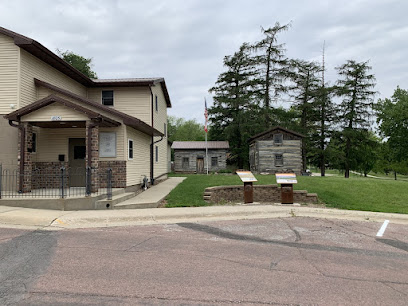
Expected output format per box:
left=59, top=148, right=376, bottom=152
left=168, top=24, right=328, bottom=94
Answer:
left=394, top=171, right=397, bottom=180
left=345, top=136, right=351, bottom=178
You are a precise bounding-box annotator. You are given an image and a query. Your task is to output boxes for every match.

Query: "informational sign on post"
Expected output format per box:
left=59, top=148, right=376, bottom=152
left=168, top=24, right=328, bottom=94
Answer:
left=275, top=173, right=297, bottom=184
left=236, top=171, right=258, bottom=182
left=236, top=171, right=257, bottom=204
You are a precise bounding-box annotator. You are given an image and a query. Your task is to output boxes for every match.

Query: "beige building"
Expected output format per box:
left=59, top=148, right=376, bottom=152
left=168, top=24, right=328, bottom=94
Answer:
left=0, top=26, right=171, bottom=197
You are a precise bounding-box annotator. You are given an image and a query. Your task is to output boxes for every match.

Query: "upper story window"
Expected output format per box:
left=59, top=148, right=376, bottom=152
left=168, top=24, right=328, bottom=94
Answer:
left=102, top=90, right=114, bottom=106
left=155, top=95, right=158, bottom=112
left=274, top=133, right=283, bottom=145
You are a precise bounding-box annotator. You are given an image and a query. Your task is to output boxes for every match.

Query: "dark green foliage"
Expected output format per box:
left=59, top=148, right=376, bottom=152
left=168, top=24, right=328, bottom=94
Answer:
left=57, top=49, right=98, bottom=79
left=251, top=23, right=290, bottom=116
left=334, top=60, right=376, bottom=178
left=376, top=87, right=408, bottom=176
left=287, top=59, right=322, bottom=171
left=209, top=43, right=261, bottom=168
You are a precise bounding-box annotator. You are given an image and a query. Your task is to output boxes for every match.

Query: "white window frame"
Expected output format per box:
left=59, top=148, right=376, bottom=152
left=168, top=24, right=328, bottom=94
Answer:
left=128, top=139, right=134, bottom=160
left=102, top=90, right=114, bottom=106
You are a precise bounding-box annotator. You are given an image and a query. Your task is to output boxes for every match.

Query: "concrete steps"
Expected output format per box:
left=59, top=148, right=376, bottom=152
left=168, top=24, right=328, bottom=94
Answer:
left=95, top=192, right=136, bottom=209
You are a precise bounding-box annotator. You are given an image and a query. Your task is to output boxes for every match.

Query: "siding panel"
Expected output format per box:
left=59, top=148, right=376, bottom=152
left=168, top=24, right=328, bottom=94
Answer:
left=87, top=87, right=151, bottom=124
left=0, top=34, right=19, bottom=113
left=126, top=126, right=151, bottom=186
left=19, top=49, right=87, bottom=108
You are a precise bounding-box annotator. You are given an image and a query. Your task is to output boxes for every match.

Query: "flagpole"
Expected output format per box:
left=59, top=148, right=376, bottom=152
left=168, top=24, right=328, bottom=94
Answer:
left=205, top=131, right=208, bottom=175
left=204, top=98, right=209, bottom=175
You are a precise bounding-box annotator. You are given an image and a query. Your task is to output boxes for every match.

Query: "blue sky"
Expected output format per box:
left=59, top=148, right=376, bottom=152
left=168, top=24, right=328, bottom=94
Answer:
left=1, top=0, right=406, bottom=125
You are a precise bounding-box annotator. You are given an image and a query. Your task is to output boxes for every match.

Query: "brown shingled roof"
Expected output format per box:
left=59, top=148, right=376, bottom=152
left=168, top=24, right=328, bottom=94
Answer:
left=171, top=141, right=230, bottom=150
left=0, top=26, right=172, bottom=107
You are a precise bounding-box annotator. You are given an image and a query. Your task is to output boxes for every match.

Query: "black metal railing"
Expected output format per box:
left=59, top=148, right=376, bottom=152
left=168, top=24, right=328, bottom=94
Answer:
left=0, top=165, right=114, bottom=199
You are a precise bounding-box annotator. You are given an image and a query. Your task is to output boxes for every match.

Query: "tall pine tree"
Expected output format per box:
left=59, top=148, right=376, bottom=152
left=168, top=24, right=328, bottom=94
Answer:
left=287, top=59, right=322, bottom=172
left=209, top=43, right=259, bottom=168
left=251, top=23, right=290, bottom=126
left=335, top=60, right=376, bottom=178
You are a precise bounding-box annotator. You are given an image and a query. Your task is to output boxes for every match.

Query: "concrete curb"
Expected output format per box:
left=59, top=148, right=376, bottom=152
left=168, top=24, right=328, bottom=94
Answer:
left=1, top=204, right=407, bottom=230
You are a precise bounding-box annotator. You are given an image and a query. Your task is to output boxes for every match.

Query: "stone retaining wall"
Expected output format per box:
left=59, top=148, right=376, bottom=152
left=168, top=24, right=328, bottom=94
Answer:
left=204, top=184, right=318, bottom=204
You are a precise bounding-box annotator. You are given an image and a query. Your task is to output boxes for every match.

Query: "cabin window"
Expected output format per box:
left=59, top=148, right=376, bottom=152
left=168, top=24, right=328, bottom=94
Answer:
left=102, top=90, right=114, bottom=106
left=155, top=145, right=158, bottom=162
left=182, top=157, right=189, bottom=169
left=128, top=139, right=134, bottom=160
left=32, top=132, right=37, bottom=153
left=274, top=134, right=283, bottom=144
left=211, top=157, right=218, bottom=167
left=275, top=154, right=283, bottom=167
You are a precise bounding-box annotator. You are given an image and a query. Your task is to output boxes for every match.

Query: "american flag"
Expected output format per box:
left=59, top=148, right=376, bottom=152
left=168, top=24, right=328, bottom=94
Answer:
left=204, top=98, right=208, bottom=133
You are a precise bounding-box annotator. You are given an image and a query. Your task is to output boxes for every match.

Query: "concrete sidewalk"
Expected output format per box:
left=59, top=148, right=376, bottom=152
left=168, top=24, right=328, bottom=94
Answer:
left=114, top=177, right=186, bottom=209
left=1, top=202, right=408, bottom=230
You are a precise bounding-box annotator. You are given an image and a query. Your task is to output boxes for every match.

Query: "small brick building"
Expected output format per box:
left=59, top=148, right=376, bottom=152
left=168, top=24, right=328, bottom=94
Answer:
left=172, top=141, right=229, bottom=173
left=249, top=127, right=304, bottom=175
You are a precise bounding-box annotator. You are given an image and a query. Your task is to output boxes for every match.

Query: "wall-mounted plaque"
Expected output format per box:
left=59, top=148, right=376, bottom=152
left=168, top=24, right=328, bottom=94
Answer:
left=99, top=132, right=116, bottom=157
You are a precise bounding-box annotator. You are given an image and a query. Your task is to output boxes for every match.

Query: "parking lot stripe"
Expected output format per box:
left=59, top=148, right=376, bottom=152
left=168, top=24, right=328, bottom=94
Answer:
left=376, top=220, right=390, bottom=237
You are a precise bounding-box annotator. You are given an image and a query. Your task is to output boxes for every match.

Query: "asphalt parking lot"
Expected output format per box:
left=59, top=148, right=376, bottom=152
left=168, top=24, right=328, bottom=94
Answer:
left=1, top=216, right=407, bottom=305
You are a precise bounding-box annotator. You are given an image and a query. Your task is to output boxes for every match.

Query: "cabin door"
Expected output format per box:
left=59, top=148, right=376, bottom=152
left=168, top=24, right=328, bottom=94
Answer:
left=196, top=158, right=204, bottom=174
left=69, top=138, right=86, bottom=187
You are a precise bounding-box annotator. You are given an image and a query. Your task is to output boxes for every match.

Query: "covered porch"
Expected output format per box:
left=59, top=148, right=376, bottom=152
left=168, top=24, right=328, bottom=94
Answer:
left=3, top=94, right=123, bottom=197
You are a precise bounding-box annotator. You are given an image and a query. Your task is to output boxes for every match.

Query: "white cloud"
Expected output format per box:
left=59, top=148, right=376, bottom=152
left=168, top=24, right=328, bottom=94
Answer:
left=1, top=0, right=407, bottom=120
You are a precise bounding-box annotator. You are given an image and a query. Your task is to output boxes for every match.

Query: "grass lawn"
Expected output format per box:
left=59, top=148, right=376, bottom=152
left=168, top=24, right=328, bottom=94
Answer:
left=166, top=173, right=408, bottom=214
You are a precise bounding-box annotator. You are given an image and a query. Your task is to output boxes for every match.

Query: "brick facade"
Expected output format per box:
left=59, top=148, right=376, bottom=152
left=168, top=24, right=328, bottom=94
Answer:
left=17, top=123, right=33, bottom=192
left=86, top=122, right=99, bottom=192
left=32, top=161, right=69, bottom=189
left=204, top=185, right=318, bottom=204
left=99, top=161, right=126, bottom=188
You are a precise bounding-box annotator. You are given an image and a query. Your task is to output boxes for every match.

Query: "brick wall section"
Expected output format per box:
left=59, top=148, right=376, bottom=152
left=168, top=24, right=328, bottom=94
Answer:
left=204, top=185, right=318, bottom=204
left=32, top=161, right=69, bottom=189
left=86, top=122, right=99, bottom=192
left=18, top=123, right=33, bottom=192
left=99, top=161, right=126, bottom=188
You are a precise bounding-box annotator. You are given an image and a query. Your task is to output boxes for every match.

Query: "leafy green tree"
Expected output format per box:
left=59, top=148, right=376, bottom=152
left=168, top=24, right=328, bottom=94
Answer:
left=335, top=60, right=376, bottom=178
left=376, top=87, right=408, bottom=178
left=251, top=23, right=290, bottom=124
left=167, top=116, right=205, bottom=142
left=57, top=49, right=98, bottom=79
left=209, top=43, right=260, bottom=168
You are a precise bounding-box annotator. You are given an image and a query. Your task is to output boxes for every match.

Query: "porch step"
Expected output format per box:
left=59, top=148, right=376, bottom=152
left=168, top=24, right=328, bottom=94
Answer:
left=94, top=192, right=136, bottom=209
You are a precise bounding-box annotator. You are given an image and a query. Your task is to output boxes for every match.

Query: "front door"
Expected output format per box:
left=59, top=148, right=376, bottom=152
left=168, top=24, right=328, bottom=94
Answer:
left=196, top=158, right=204, bottom=174
left=69, top=138, right=86, bottom=187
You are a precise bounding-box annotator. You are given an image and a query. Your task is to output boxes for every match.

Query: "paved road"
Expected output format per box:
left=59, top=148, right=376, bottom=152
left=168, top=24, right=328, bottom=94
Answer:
left=1, top=217, right=407, bottom=305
